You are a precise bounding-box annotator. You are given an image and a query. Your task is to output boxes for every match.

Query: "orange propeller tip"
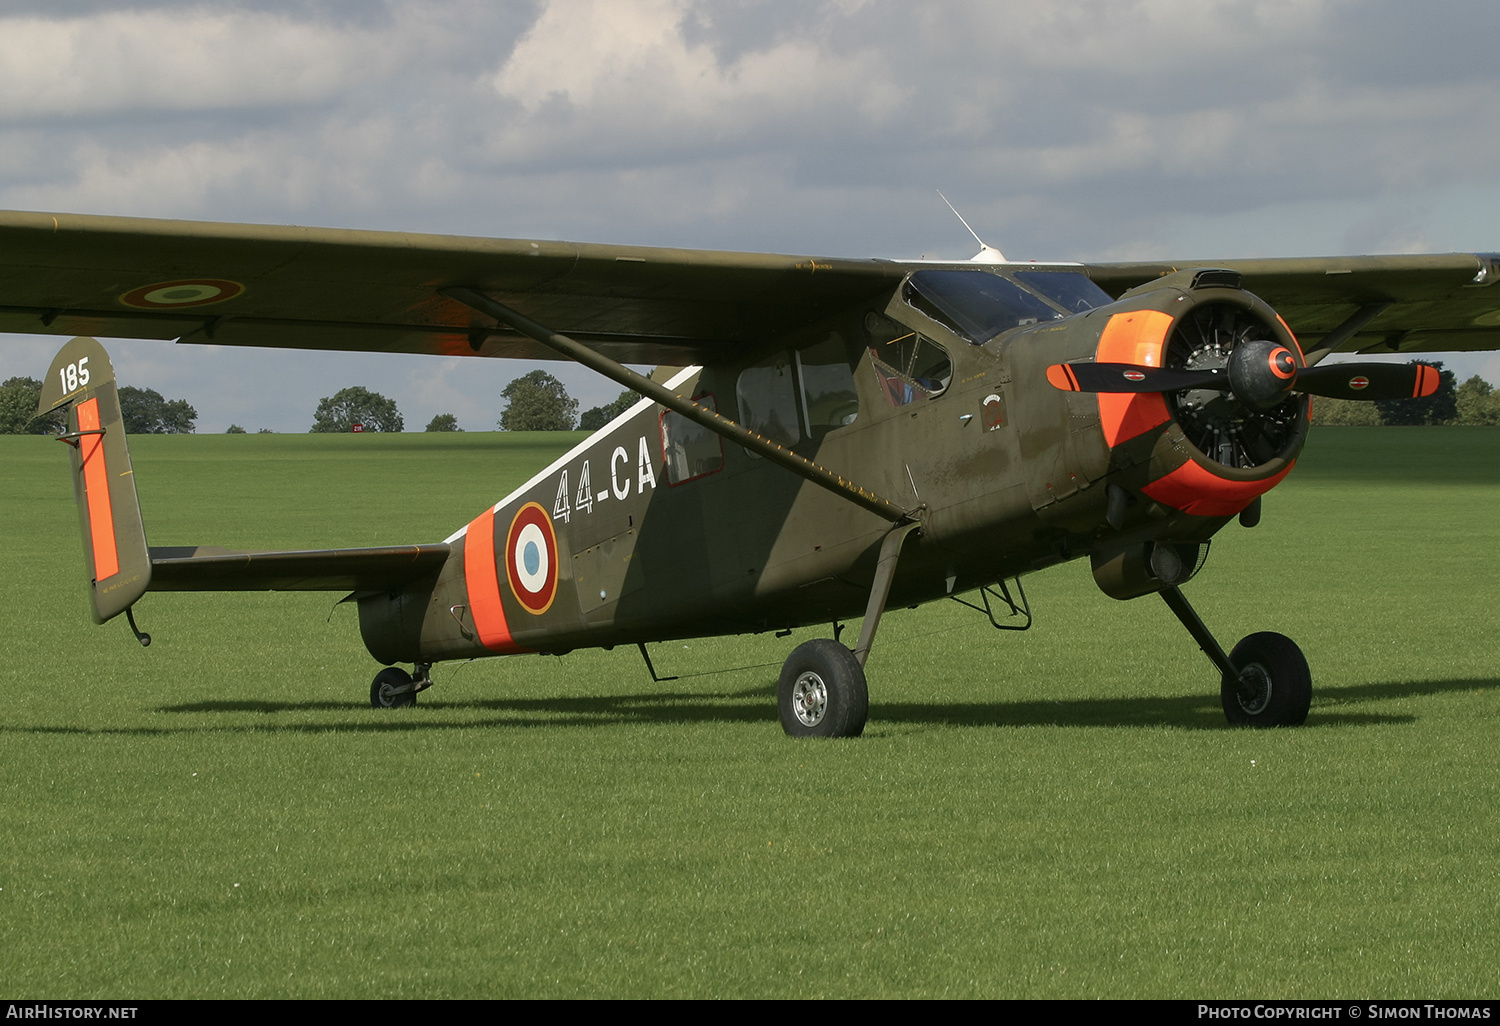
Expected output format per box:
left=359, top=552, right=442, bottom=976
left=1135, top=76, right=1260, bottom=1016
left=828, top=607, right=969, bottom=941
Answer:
left=1046, top=364, right=1080, bottom=391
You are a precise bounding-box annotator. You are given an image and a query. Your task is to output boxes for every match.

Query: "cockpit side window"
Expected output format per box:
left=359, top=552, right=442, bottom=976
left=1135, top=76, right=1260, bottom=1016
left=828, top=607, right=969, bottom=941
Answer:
left=904, top=269, right=1065, bottom=344
left=865, top=311, right=952, bottom=407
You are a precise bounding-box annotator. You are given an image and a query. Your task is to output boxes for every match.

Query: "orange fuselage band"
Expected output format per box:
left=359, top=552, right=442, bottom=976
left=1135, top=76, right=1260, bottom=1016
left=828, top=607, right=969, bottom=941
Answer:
left=464, top=508, right=527, bottom=654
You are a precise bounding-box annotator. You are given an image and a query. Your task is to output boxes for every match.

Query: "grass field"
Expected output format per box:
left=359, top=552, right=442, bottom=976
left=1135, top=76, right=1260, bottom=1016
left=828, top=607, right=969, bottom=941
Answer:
left=1, top=427, right=1497, bottom=998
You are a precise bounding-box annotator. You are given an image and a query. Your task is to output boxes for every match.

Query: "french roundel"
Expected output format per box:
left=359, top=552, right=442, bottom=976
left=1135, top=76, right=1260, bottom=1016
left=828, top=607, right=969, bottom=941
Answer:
left=505, top=502, right=558, bottom=615
left=118, top=278, right=245, bottom=309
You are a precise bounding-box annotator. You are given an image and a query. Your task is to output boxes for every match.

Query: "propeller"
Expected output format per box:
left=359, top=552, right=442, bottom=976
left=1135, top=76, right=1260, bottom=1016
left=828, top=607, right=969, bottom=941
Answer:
left=1047, top=340, right=1440, bottom=409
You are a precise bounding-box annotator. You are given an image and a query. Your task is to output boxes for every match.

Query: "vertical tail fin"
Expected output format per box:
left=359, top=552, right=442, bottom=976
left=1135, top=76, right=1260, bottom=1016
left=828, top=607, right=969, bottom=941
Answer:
left=39, top=338, right=152, bottom=623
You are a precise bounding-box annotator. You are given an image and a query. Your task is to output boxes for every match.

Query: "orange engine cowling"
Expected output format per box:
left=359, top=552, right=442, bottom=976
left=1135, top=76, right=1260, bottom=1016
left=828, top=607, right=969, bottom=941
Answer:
left=1089, top=287, right=1308, bottom=521
left=1014, top=270, right=1311, bottom=599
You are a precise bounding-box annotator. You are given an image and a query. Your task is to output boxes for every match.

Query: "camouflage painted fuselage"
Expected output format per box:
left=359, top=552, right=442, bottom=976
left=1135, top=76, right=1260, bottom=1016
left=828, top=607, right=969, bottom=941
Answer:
left=359, top=267, right=1306, bottom=666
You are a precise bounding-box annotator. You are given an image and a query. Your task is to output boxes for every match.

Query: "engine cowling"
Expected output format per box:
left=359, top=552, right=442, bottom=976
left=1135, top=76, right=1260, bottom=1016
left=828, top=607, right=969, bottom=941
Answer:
left=1008, top=269, right=1310, bottom=598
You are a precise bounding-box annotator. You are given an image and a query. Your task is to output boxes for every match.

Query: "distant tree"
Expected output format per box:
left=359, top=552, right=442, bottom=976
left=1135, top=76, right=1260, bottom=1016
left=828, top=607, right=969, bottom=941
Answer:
left=499, top=371, right=578, bottom=431
left=425, top=413, right=462, bottom=432
left=1455, top=375, right=1500, bottom=425
left=1309, top=396, right=1382, bottom=426
left=0, top=376, right=62, bottom=434
left=226, top=424, right=247, bottom=434
left=0, top=382, right=37, bottom=434
left=161, top=398, right=197, bottom=434
left=118, top=385, right=197, bottom=434
left=311, top=386, right=403, bottom=433
left=578, top=389, right=641, bottom=431
left=257, top=428, right=275, bottom=434
left=1375, top=361, right=1456, bottom=425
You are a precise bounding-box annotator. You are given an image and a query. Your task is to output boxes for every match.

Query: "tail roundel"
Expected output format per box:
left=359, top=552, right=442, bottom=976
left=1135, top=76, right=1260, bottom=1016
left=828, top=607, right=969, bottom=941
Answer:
left=39, top=338, right=152, bottom=624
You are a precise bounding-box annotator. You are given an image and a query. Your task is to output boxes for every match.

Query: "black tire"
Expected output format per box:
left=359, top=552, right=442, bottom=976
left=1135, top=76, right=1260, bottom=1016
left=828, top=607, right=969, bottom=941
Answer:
left=1221, top=632, right=1310, bottom=727
left=370, top=666, right=416, bottom=709
left=777, top=639, right=868, bottom=738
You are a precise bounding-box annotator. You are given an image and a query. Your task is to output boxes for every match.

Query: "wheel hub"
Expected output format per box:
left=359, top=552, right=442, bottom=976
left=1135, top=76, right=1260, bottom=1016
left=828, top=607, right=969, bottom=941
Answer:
left=1235, top=663, right=1273, bottom=715
left=791, top=671, right=828, bottom=727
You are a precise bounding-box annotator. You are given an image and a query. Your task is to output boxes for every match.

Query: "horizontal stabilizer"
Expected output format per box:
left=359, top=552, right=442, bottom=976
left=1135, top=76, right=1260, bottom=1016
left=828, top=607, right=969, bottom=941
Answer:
left=148, top=544, right=450, bottom=592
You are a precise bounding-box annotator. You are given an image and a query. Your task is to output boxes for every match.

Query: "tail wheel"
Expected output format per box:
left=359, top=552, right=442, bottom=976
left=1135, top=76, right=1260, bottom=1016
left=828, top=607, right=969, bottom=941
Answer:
left=777, top=639, right=868, bottom=738
left=1221, top=631, right=1310, bottom=727
left=370, top=666, right=417, bottom=709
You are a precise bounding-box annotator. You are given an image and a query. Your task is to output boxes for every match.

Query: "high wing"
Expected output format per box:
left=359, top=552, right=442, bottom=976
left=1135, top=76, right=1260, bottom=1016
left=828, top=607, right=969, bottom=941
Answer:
left=0, top=210, right=904, bottom=366
left=5, top=208, right=1499, bottom=364
left=1085, top=254, right=1500, bottom=356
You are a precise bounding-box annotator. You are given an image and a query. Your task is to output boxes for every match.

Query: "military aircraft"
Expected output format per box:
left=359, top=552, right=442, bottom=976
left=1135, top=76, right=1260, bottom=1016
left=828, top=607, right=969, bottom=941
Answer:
left=5, top=209, right=1496, bottom=736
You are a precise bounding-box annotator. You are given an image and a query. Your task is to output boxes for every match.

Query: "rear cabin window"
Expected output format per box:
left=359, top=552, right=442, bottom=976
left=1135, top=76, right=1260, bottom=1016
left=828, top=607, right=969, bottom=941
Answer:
left=659, top=394, right=725, bottom=485
left=796, top=334, right=860, bottom=432
left=733, top=335, right=862, bottom=460
left=736, top=352, right=802, bottom=448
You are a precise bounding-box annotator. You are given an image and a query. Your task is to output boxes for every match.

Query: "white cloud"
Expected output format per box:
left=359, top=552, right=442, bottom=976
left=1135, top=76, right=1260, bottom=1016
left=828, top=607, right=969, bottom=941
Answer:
left=486, top=0, right=905, bottom=164
left=0, top=9, right=401, bottom=120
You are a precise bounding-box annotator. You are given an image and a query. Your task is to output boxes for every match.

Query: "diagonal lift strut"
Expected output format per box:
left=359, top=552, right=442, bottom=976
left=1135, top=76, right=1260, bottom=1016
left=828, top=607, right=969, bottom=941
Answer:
left=443, top=287, right=917, bottom=525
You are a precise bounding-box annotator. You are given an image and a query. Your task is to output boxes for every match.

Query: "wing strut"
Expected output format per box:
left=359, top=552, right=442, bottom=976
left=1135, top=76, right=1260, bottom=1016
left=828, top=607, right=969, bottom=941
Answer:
left=443, top=287, right=916, bottom=524
left=1301, top=302, right=1392, bottom=366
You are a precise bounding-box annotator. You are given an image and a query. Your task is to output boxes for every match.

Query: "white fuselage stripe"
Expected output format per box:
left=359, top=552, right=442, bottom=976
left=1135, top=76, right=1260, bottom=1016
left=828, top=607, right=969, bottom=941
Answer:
left=443, top=365, right=701, bottom=544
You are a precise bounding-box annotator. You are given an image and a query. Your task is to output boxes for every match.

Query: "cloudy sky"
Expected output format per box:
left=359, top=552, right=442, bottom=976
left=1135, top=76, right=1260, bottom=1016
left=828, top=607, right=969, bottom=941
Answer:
left=4, top=0, right=1500, bottom=431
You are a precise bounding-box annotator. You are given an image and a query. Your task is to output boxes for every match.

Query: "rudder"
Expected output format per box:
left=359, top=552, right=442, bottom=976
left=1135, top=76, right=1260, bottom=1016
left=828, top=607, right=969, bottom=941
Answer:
left=39, top=337, right=151, bottom=623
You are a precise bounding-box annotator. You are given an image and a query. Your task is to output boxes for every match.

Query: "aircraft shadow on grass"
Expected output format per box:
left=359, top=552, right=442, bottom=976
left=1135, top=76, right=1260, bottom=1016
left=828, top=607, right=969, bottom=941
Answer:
left=9, top=674, right=1471, bottom=736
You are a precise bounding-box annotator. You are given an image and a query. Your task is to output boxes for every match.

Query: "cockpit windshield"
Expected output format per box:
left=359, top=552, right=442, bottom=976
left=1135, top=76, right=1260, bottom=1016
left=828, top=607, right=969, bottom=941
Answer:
left=904, top=270, right=1064, bottom=344
left=902, top=269, right=1113, bottom=344
left=1013, top=271, right=1115, bottom=314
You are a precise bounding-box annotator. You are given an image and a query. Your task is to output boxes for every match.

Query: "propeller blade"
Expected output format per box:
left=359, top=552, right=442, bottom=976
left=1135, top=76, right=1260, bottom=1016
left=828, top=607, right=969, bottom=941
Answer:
left=1046, top=362, right=1228, bottom=394
left=1294, top=362, right=1441, bottom=401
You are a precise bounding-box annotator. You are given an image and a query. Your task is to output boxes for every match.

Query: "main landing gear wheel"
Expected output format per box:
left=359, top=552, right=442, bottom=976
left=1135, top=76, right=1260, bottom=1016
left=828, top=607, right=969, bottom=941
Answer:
left=777, top=639, right=868, bottom=738
left=1221, top=631, right=1311, bottom=727
left=370, top=666, right=417, bottom=709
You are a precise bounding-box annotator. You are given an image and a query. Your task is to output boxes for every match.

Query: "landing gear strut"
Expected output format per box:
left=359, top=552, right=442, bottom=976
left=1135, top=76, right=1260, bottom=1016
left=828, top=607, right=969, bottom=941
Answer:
left=1160, top=586, right=1311, bottom=727
left=369, top=663, right=434, bottom=709
left=776, top=521, right=920, bottom=738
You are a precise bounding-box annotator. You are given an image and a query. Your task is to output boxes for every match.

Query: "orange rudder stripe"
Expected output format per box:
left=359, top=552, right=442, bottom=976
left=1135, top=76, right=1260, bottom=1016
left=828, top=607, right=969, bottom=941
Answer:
left=77, top=399, right=119, bottom=581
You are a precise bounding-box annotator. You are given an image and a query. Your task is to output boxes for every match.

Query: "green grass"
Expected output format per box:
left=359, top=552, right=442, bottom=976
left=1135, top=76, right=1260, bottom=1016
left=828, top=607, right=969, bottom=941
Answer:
left=1, top=428, right=1497, bottom=997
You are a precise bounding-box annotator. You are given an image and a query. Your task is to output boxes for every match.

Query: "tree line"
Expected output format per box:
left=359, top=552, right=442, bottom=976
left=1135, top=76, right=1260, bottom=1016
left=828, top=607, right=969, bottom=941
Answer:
left=1, top=377, right=197, bottom=434
left=0, top=370, right=637, bottom=435
left=305, top=373, right=638, bottom=433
